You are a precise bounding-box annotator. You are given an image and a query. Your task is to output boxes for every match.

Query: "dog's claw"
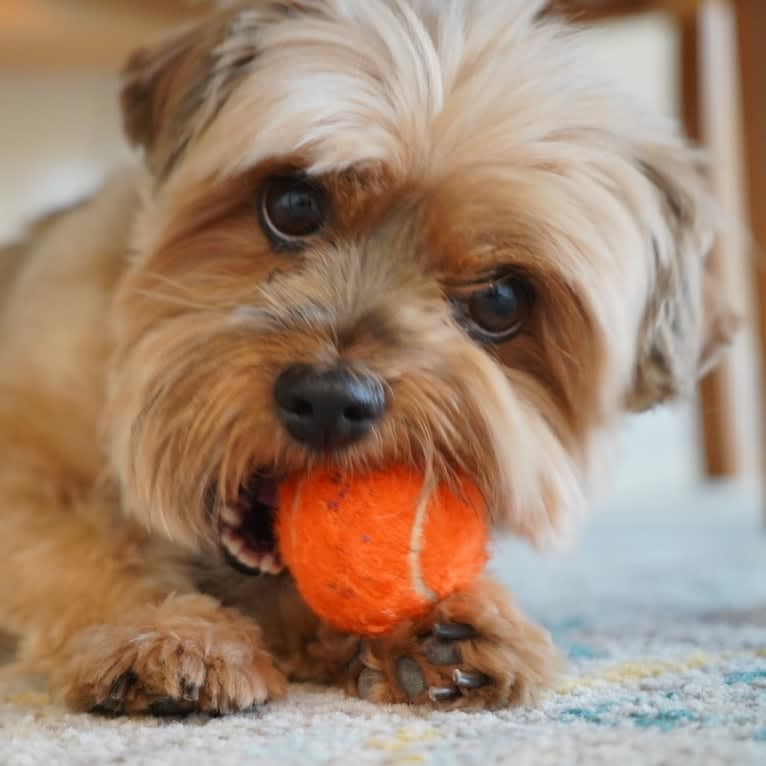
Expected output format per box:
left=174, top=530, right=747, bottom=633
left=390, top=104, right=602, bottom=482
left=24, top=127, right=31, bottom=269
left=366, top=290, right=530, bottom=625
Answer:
left=433, top=623, right=476, bottom=642
left=425, top=638, right=462, bottom=666
left=110, top=671, right=135, bottom=699
left=91, top=700, right=122, bottom=716
left=92, top=671, right=136, bottom=715
left=348, top=651, right=364, bottom=678
left=453, top=668, right=490, bottom=689
left=428, top=686, right=461, bottom=703
left=91, top=697, right=124, bottom=716
left=148, top=697, right=194, bottom=717
left=396, top=657, right=426, bottom=700
left=181, top=680, right=201, bottom=702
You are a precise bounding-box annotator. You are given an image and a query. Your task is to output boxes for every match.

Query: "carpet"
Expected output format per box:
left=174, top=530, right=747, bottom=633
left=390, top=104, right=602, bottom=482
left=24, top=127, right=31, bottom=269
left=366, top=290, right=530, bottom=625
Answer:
left=1, top=482, right=764, bottom=766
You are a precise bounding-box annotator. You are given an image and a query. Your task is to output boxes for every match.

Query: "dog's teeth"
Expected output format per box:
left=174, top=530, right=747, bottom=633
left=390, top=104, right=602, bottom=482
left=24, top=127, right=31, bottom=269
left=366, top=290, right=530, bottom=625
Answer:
left=258, top=554, right=285, bottom=575
left=236, top=546, right=266, bottom=570
left=227, top=547, right=285, bottom=575
left=221, top=528, right=245, bottom=556
left=220, top=505, right=242, bottom=526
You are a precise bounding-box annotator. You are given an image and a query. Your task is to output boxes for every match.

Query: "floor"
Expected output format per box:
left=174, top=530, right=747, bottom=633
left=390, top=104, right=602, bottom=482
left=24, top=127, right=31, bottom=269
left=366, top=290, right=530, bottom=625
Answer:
left=1, top=480, right=764, bottom=766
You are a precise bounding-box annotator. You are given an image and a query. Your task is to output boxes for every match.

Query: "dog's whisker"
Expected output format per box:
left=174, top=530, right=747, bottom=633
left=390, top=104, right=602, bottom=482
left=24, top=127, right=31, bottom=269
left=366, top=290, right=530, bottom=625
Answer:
left=134, top=288, right=228, bottom=312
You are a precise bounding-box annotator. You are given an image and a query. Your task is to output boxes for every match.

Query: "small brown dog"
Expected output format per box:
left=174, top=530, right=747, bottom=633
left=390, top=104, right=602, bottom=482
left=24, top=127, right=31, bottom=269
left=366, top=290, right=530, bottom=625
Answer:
left=0, top=0, right=736, bottom=715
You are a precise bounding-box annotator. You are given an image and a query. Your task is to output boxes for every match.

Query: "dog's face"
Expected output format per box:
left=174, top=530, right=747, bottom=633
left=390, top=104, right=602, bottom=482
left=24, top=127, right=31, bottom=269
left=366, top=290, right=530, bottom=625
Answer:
left=107, top=0, right=735, bottom=570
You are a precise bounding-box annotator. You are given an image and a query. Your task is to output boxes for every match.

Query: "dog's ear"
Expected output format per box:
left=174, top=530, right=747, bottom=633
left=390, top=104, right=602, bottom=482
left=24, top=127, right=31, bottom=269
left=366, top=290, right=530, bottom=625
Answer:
left=121, top=9, right=258, bottom=177
left=627, top=146, right=739, bottom=411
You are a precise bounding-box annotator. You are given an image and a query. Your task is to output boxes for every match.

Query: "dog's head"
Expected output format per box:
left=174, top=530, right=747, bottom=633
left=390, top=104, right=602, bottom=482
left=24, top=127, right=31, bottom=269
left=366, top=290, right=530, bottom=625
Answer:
left=108, top=0, right=736, bottom=571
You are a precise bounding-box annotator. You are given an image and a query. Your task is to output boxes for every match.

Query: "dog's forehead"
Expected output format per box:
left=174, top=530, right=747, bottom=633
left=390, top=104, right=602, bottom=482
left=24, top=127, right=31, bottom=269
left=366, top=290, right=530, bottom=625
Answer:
left=154, top=0, right=651, bottom=324
left=175, top=0, right=589, bottom=186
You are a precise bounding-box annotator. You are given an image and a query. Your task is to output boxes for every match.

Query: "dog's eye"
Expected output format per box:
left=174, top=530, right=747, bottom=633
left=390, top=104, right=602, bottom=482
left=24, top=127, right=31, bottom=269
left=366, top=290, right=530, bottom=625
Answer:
left=260, top=175, right=327, bottom=246
left=452, top=274, right=533, bottom=343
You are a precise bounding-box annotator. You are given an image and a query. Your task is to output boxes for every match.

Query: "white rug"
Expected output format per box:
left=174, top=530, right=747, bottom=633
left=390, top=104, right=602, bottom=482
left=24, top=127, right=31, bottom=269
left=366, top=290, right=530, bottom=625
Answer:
left=1, top=482, right=765, bottom=766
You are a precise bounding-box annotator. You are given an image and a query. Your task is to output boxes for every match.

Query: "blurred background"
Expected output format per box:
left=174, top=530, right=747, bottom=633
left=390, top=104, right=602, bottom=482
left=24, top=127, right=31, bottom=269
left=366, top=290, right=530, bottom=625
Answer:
left=0, top=0, right=763, bottom=518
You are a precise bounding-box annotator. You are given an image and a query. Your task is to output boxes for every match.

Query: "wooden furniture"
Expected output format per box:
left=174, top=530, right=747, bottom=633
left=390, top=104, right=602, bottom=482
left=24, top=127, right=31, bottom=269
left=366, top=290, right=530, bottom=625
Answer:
left=0, top=0, right=201, bottom=69
left=681, top=5, right=741, bottom=478
left=734, top=1, right=766, bottom=490
left=555, top=0, right=765, bottom=486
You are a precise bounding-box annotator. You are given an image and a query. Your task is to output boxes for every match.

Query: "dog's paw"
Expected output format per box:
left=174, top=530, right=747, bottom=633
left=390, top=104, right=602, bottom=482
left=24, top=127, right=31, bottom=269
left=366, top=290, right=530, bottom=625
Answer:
left=348, top=578, right=560, bottom=709
left=52, top=595, right=287, bottom=716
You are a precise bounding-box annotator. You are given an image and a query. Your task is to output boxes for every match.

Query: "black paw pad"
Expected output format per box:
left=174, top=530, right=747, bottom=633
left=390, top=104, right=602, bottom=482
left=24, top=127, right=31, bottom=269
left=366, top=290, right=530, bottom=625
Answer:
left=395, top=657, right=426, bottom=700
left=433, top=623, right=476, bottom=642
left=357, top=667, right=385, bottom=699
left=425, top=639, right=462, bottom=666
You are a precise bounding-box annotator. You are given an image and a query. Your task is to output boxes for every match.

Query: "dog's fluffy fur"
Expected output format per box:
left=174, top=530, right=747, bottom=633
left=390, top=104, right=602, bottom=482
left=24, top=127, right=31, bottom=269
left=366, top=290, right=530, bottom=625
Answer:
left=0, top=0, right=735, bottom=714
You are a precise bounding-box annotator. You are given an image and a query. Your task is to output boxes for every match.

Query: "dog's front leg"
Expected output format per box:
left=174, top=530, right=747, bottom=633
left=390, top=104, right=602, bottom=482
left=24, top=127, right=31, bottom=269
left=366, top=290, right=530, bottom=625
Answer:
left=50, top=590, right=287, bottom=716
left=0, top=456, right=285, bottom=715
left=199, top=564, right=560, bottom=709
left=345, top=577, right=561, bottom=709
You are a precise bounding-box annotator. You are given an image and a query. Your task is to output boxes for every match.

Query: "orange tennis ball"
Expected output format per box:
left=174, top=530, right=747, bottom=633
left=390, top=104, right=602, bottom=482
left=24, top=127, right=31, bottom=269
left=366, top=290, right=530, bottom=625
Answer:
left=276, top=465, right=488, bottom=636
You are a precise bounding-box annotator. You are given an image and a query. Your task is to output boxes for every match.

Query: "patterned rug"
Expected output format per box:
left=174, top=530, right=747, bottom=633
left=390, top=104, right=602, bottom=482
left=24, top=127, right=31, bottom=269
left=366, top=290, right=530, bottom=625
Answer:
left=1, top=483, right=764, bottom=765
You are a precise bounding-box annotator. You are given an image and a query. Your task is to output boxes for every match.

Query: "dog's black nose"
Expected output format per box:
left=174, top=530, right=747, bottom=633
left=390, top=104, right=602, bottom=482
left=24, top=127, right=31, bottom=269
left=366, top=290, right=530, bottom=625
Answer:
left=274, top=365, right=386, bottom=450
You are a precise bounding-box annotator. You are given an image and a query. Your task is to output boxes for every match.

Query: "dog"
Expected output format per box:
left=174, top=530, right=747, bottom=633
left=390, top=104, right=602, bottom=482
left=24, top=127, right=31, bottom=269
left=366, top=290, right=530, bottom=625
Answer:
left=0, top=0, right=736, bottom=715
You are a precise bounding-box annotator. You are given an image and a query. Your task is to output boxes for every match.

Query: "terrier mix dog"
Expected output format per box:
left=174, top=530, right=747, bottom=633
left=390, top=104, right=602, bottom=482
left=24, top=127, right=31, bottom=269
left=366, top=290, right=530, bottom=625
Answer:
left=0, top=0, right=735, bottom=715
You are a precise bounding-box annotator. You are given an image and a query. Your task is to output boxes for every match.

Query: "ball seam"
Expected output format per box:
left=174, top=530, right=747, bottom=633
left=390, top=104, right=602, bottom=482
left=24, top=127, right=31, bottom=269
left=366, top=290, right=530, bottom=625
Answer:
left=408, top=491, right=437, bottom=603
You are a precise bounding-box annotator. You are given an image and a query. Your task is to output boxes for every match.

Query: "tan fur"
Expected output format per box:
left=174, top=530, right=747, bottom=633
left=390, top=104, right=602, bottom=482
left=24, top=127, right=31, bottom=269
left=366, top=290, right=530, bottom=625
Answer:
left=0, top=0, right=734, bottom=715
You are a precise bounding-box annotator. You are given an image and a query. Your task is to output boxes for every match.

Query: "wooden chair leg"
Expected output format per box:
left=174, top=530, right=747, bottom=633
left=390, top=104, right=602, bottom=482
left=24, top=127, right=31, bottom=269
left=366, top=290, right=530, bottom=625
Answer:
left=732, top=0, right=766, bottom=510
left=681, top=3, right=740, bottom=477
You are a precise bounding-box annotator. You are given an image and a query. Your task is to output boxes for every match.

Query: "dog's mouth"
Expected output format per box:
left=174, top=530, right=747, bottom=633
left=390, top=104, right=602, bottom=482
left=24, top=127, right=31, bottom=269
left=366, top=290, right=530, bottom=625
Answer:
left=219, top=473, right=285, bottom=576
